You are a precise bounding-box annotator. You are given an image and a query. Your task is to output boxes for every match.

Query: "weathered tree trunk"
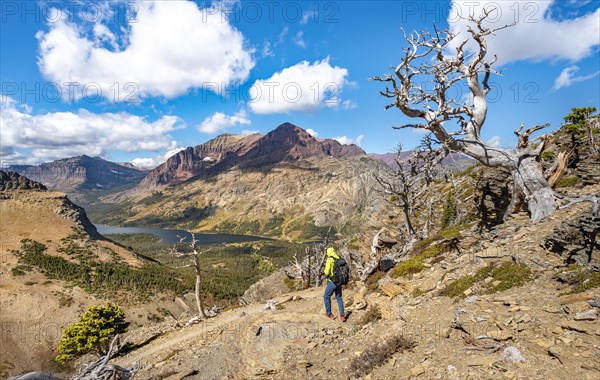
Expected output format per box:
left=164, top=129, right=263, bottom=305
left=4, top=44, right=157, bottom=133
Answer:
left=460, top=143, right=557, bottom=222
left=507, top=155, right=557, bottom=222
left=193, top=255, right=206, bottom=319
left=546, top=151, right=572, bottom=189
left=353, top=228, right=385, bottom=281
left=400, top=199, right=416, bottom=239
left=306, top=254, right=312, bottom=289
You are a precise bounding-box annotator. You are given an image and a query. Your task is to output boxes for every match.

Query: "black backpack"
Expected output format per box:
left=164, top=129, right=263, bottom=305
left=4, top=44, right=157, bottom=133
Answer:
left=331, top=257, right=350, bottom=286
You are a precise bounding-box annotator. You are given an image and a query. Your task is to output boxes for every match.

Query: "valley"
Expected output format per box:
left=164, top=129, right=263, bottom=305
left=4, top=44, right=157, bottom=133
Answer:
left=2, top=2, right=600, bottom=379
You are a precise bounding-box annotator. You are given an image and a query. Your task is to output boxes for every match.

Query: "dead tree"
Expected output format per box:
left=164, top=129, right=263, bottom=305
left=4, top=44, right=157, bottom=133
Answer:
left=374, top=143, right=418, bottom=241
left=371, top=12, right=598, bottom=222
left=285, top=238, right=330, bottom=288
left=374, top=138, right=446, bottom=242
left=351, top=228, right=385, bottom=281
left=10, top=336, right=139, bottom=380
left=71, top=335, right=139, bottom=380
left=546, top=150, right=573, bottom=189
left=169, top=234, right=207, bottom=319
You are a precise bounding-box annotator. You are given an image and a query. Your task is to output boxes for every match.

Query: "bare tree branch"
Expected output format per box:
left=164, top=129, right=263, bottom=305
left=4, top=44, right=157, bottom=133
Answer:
left=370, top=12, right=594, bottom=222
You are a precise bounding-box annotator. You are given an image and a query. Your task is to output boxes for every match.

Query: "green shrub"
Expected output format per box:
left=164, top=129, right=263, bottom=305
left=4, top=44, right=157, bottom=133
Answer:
left=572, top=271, right=600, bottom=293
left=441, top=192, right=458, bottom=228
left=556, top=267, right=600, bottom=294
left=480, top=262, right=532, bottom=294
left=348, top=236, right=360, bottom=250
left=439, top=225, right=464, bottom=240
left=540, top=150, right=556, bottom=161
left=456, top=165, right=478, bottom=179
left=391, top=257, right=426, bottom=278
left=438, top=275, right=476, bottom=298
left=56, top=303, right=129, bottom=364
left=439, top=261, right=532, bottom=298
left=411, top=287, right=428, bottom=297
left=11, top=265, right=30, bottom=276
left=391, top=237, right=457, bottom=279
left=366, top=271, right=385, bottom=292
left=556, top=175, right=580, bottom=188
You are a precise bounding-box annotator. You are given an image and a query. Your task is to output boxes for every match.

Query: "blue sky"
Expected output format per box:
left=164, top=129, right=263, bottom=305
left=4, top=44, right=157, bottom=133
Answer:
left=1, top=0, right=599, bottom=167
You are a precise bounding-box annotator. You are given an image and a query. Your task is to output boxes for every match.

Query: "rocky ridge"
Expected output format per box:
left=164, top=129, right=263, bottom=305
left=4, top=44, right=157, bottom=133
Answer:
left=7, top=155, right=147, bottom=200
left=138, top=122, right=365, bottom=189
left=0, top=170, right=48, bottom=191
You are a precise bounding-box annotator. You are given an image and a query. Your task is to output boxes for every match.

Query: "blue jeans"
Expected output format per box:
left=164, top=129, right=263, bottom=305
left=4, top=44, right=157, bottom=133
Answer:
left=324, top=281, right=344, bottom=316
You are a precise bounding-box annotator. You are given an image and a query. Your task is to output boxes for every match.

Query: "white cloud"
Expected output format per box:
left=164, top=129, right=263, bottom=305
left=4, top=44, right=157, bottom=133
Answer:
left=294, top=31, right=306, bottom=48
left=333, top=135, right=364, bottom=146
left=36, top=1, right=255, bottom=102
left=553, top=65, right=600, bottom=90
left=249, top=57, right=352, bottom=114
left=197, top=110, right=251, bottom=134
left=261, top=41, right=274, bottom=58
left=241, top=129, right=259, bottom=136
left=300, top=9, right=318, bottom=25
left=486, top=135, right=502, bottom=148
left=274, top=26, right=289, bottom=47
left=447, top=1, right=600, bottom=64
left=306, top=128, right=319, bottom=137
left=568, top=0, right=593, bottom=5
left=0, top=97, right=184, bottom=165
left=340, top=99, right=358, bottom=110
left=131, top=141, right=185, bottom=169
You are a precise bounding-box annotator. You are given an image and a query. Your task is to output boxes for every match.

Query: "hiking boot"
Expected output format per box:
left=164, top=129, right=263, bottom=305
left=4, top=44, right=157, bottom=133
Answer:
left=340, top=315, right=347, bottom=322
left=325, top=313, right=333, bottom=319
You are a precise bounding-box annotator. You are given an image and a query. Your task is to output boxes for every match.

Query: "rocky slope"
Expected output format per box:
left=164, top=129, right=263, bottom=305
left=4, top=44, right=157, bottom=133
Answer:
left=6, top=118, right=600, bottom=379
left=0, top=171, right=48, bottom=191
left=98, top=123, right=388, bottom=238
left=0, top=177, right=190, bottom=377
left=105, top=196, right=599, bottom=380
left=139, top=122, right=365, bottom=189
left=97, top=122, right=600, bottom=379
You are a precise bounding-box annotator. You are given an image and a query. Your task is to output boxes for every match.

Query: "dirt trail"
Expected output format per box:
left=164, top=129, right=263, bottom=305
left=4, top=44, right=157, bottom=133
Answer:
left=115, top=287, right=337, bottom=376
left=114, top=200, right=600, bottom=380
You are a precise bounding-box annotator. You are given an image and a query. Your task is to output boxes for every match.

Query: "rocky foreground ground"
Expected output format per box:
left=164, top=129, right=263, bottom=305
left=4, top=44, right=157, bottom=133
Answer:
left=108, top=193, right=599, bottom=380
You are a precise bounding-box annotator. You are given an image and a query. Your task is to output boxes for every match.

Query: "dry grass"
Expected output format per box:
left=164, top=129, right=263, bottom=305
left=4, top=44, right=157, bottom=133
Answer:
left=349, top=334, right=416, bottom=377
left=356, top=305, right=382, bottom=326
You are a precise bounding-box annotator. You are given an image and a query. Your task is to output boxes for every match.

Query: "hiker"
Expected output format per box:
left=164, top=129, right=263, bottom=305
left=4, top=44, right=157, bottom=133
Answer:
left=323, top=247, right=349, bottom=322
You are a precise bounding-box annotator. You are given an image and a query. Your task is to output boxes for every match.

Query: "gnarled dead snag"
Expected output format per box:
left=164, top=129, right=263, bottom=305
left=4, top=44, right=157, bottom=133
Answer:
left=285, top=236, right=330, bottom=288
left=371, top=12, right=596, bottom=222
left=71, top=335, right=140, bottom=380
left=168, top=234, right=207, bottom=319
left=546, top=151, right=573, bottom=189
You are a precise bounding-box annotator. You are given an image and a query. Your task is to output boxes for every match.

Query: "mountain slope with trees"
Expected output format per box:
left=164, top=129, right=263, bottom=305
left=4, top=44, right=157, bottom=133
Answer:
left=94, top=123, right=391, bottom=239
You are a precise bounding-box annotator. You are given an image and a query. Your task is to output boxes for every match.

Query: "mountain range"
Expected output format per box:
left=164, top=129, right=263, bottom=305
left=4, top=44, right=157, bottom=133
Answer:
left=6, top=122, right=471, bottom=238
left=100, top=122, right=389, bottom=238
left=139, top=123, right=365, bottom=189
left=7, top=155, right=147, bottom=203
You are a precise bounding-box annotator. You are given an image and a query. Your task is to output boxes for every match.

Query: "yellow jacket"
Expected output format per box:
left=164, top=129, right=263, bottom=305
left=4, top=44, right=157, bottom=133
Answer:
left=324, top=247, right=339, bottom=281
